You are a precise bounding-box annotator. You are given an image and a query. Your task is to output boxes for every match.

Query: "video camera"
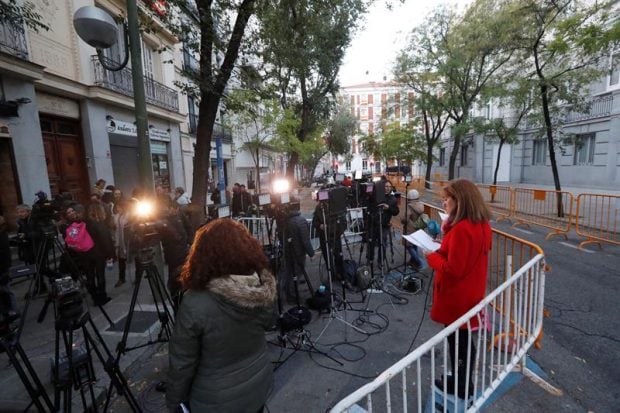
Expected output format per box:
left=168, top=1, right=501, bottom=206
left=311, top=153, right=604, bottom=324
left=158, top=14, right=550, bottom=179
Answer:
left=31, top=191, right=60, bottom=235
left=52, top=277, right=84, bottom=324
left=130, top=199, right=168, bottom=249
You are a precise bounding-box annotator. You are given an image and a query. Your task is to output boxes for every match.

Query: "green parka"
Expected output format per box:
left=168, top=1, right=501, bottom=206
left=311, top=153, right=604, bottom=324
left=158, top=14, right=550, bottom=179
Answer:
left=166, top=270, right=276, bottom=412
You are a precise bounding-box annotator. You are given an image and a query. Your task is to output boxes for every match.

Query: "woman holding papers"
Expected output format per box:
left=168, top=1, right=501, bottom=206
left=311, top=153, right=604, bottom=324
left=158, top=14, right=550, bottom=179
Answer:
left=423, top=179, right=492, bottom=400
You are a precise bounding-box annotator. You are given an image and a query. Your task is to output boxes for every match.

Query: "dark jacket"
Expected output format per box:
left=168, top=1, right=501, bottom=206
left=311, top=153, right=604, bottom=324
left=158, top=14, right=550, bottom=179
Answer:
left=160, top=212, right=190, bottom=269
left=86, top=219, right=114, bottom=259
left=166, top=270, right=276, bottom=412
left=381, top=193, right=400, bottom=228
left=284, top=211, right=314, bottom=259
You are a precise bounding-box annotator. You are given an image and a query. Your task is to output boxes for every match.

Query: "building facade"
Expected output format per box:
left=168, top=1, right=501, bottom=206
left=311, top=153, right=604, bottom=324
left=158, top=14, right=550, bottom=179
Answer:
left=337, top=82, right=422, bottom=177
left=0, top=0, right=185, bottom=230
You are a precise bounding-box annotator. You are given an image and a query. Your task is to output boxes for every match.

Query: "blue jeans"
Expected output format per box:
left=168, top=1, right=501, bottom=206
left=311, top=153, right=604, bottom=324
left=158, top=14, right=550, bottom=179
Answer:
left=406, top=245, right=423, bottom=268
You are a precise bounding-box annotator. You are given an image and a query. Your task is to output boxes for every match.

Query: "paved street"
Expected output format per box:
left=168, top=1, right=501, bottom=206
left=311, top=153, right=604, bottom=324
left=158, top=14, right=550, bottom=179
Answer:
left=2, top=189, right=619, bottom=412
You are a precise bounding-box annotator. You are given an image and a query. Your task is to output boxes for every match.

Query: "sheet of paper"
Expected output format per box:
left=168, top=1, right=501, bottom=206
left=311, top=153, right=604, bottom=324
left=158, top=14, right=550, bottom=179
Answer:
left=439, top=212, right=449, bottom=221
left=402, top=229, right=441, bottom=252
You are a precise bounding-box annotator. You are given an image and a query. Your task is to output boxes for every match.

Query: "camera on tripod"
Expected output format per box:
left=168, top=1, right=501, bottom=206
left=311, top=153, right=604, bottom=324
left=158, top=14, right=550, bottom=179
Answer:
left=130, top=199, right=168, bottom=249
left=52, top=276, right=84, bottom=323
left=31, top=191, right=60, bottom=236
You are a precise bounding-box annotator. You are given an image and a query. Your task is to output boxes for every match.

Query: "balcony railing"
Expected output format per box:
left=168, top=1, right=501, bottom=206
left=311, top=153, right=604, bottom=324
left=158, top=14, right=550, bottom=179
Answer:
left=92, top=56, right=179, bottom=112
left=0, top=14, right=29, bottom=60
left=563, top=94, right=613, bottom=123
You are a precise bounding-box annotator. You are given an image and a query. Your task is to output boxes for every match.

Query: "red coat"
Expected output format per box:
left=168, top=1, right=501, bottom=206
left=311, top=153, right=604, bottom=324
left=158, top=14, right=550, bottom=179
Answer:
left=427, top=219, right=492, bottom=328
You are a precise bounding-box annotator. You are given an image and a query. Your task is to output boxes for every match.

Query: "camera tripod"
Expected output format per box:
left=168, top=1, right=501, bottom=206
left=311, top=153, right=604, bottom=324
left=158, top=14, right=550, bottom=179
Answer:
left=271, top=216, right=342, bottom=370
left=52, top=310, right=140, bottom=412
left=35, top=232, right=114, bottom=328
left=113, top=247, right=174, bottom=355
left=315, top=205, right=368, bottom=344
left=0, top=329, right=54, bottom=412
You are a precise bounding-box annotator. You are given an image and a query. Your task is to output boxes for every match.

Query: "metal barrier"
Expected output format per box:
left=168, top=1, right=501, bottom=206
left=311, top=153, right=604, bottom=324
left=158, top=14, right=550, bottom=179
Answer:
left=575, top=193, right=620, bottom=249
left=330, top=251, right=556, bottom=412
left=511, top=188, right=574, bottom=240
left=476, top=184, right=513, bottom=222
left=236, top=217, right=274, bottom=246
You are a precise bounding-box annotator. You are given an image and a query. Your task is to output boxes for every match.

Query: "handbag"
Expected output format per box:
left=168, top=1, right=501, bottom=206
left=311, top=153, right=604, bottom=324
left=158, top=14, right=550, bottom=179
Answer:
left=65, top=222, right=94, bottom=252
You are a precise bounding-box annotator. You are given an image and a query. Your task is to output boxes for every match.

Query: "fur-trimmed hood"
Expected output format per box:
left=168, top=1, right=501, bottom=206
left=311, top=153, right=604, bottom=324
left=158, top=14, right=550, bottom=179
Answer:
left=207, top=269, right=276, bottom=309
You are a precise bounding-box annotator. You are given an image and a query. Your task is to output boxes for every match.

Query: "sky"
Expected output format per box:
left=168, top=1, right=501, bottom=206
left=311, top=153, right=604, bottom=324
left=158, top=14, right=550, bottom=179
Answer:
left=339, top=0, right=470, bottom=87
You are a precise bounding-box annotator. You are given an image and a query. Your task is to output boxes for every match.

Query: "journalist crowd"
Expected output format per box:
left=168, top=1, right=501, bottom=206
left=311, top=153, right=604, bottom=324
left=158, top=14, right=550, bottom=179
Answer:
left=0, top=174, right=494, bottom=412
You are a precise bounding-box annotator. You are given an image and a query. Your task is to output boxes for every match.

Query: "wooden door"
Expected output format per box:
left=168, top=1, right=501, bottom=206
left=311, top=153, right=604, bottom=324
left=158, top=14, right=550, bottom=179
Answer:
left=0, top=139, right=21, bottom=231
left=41, top=117, right=89, bottom=204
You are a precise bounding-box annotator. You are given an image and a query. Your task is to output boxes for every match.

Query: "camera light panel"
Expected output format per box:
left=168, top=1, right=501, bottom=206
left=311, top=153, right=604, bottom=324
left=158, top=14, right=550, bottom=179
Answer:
left=318, top=190, right=329, bottom=201
left=280, top=193, right=290, bottom=204
left=218, top=206, right=230, bottom=218
left=258, top=193, right=271, bottom=206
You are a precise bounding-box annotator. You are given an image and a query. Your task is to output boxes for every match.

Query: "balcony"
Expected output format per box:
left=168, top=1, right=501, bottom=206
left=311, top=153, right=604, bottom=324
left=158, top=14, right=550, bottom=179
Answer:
left=92, top=56, right=179, bottom=112
left=563, top=94, right=613, bottom=123
left=0, top=14, right=28, bottom=60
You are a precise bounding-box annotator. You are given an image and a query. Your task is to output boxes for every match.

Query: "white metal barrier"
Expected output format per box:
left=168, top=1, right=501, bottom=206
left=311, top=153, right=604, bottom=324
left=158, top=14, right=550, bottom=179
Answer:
left=330, top=253, right=555, bottom=412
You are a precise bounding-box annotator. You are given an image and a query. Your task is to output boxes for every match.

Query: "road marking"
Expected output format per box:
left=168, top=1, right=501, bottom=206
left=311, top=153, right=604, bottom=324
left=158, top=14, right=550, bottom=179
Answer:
left=513, top=227, right=533, bottom=235
left=559, top=241, right=594, bottom=253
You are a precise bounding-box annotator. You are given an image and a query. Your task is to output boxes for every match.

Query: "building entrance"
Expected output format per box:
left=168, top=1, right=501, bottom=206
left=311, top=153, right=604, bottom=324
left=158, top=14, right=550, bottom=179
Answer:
left=40, top=117, right=89, bottom=203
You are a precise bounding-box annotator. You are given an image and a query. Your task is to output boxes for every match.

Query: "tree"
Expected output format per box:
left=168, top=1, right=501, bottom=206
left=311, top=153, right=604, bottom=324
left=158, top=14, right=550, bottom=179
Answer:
left=473, top=78, right=532, bottom=187
left=509, top=0, right=620, bottom=214
left=401, top=0, right=516, bottom=179
left=226, top=91, right=282, bottom=192
left=0, top=0, right=48, bottom=31
left=393, top=63, right=450, bottom=188
left=258, top=0, right=366, bottom=180
left=161, top=0, right=260, bottom=219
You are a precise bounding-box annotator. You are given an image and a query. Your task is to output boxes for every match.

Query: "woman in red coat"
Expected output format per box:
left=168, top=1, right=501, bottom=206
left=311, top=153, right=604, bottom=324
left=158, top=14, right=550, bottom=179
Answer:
left=423, top=179, right=492, bottom=399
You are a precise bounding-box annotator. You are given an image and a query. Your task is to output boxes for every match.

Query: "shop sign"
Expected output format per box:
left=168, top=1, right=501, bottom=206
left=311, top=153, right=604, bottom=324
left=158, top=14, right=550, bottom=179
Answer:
left=107, top=119, right=137, bottom=136
left=149, top=127, right=171, bottom=142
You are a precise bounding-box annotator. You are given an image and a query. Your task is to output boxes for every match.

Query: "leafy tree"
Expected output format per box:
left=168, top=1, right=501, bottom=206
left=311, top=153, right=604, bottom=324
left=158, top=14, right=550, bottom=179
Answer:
left=158, top=0, right=260, bottom=218
left=0, top=0, right=48, bottom=31
left=393, top=63, right=450, bottom=188
left=226, top=91, right=282, bottom=192
left=508, top=0, right=620, bottom=214
left=401, top=0, right=516, bottom=179
left=258, top=0, right=367, bottom=180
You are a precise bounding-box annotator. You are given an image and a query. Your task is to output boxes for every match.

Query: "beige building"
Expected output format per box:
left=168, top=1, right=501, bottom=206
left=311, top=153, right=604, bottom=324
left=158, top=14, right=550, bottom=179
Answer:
left=0, top=0, right=184, bottom=228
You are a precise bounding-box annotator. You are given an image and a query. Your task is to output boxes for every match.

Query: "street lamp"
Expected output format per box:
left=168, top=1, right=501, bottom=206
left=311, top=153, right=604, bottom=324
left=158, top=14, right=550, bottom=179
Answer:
left=73, top=2, right=154, bottom=192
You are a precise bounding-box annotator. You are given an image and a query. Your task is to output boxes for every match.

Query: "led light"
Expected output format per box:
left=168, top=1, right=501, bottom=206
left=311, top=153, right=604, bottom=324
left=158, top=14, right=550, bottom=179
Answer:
left=135, top=200, right=154, bottom=218
left=272, top=178, right=290, bottom=194
left=372, top=176, right=381, bottom=182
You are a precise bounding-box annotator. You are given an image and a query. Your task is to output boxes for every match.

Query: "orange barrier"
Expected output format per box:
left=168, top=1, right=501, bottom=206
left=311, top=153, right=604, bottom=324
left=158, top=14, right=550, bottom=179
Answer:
left=477, top=184, right=513, bottom=222
left=511, top=188, right=574, bottom=240
left=575, top=193, right=620, bottom=250
left=422, top=202, right=546, bottom=349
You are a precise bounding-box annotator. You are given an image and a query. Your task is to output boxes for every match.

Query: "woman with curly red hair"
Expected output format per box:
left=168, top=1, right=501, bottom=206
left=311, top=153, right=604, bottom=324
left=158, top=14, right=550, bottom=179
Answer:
left=166, top=219, right=276, bottom=413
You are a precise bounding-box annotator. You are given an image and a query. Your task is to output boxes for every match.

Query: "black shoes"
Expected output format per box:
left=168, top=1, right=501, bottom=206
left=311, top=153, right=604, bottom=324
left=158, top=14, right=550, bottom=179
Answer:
left=434, top=375, right=474, bottom=399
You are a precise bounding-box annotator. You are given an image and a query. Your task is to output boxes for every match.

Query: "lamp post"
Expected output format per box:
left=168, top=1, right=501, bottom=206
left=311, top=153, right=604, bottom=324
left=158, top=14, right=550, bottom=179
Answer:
left=74, top=1, right=154, bottom=192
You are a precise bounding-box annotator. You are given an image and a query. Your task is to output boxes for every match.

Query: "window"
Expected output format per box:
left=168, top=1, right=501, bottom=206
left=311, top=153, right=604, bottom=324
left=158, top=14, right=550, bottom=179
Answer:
left=375, top=161, right=381, bottom=172
left=103, top=18, right=125, bottom=64
left=573, top=133, right=595, bottom=165
left=362, top=158, right=368, bottom=170
left=345, top=160, right=351, bottom=170
left=460, top=144, right=468, bottom=166
left=439, top=148, right=445, bottom=167
left=532, top=139, right=547, bottom=165
left=610, top=52, right=620, bottom=86
left=187, top=96, right=197, bottom=133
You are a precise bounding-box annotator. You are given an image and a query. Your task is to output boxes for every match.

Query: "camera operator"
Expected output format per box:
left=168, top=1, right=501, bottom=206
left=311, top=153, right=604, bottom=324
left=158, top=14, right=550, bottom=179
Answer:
left=160, top=201, right=192, bottom=307
left=312, top=193, right=346, bottom=281
left=64, top=204, right=112, bottom=306
left=366, top=179, right=399, bottom=269
left=15, top=204, right=38, bottom=265
left=277, top=199, right=314, bottom=304
left=1, top=213, right=17, bottom=319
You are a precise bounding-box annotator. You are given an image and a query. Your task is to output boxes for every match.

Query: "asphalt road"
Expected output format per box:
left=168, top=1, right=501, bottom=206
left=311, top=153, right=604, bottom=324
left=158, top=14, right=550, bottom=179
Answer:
left=488, top=219, right=620, bottom=413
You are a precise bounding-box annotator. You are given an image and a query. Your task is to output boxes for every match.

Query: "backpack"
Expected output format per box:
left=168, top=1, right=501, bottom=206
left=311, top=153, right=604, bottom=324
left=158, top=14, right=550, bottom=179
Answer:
left=65, top=222, right=94, bottom=252
left=426, top=220, right=441, bottom=238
